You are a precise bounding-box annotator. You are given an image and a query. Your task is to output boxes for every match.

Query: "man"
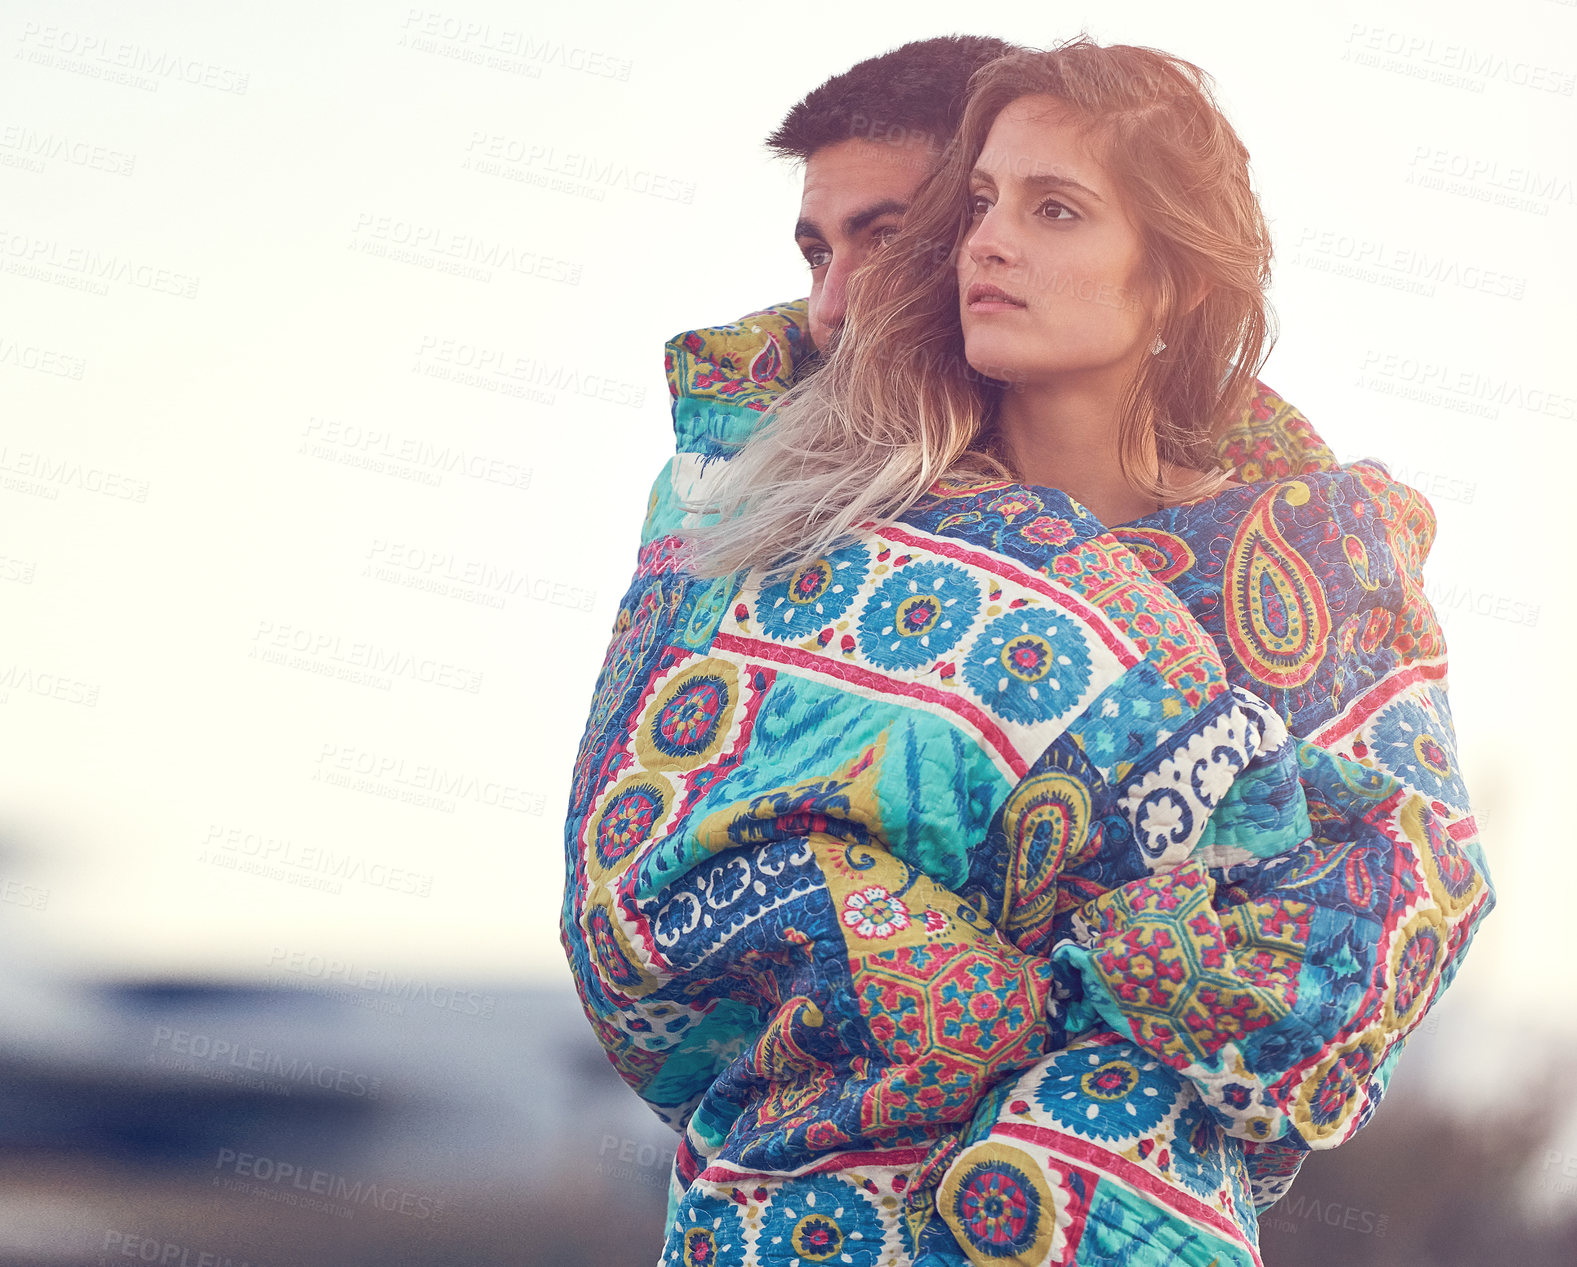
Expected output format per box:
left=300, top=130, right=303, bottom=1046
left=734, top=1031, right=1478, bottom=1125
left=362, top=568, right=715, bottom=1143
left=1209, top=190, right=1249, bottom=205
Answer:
left=768, top=35, right=1015, bottom=358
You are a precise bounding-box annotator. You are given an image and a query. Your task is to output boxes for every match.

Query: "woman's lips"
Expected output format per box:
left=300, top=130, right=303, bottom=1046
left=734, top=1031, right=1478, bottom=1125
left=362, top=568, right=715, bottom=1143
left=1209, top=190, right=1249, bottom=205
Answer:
left=965, top=282, right=1027, bottom=312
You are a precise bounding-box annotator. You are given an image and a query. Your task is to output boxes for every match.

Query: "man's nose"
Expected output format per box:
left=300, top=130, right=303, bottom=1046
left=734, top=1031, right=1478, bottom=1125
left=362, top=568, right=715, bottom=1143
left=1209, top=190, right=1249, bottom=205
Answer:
left=810, top=253, right=858, bottom=348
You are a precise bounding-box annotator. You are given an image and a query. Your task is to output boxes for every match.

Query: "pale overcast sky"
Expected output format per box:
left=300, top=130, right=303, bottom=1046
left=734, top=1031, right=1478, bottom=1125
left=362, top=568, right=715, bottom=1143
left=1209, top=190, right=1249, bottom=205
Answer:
left=2, top=0, right=1569, bottom=1073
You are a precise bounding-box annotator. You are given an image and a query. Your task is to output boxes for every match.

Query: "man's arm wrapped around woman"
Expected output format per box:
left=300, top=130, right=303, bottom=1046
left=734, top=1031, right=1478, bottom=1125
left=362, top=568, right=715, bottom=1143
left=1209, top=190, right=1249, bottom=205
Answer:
left=1109, top=396, right=1496, bottom=1207
left=892, top=481, right=1491, bottom=1234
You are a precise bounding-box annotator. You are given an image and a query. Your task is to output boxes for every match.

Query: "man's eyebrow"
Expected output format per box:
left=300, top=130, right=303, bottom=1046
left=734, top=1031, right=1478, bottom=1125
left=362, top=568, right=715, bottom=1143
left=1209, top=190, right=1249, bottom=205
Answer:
left=794, top=198, right=910, bottom=241
left=968, top=169, right=1105, bottom=204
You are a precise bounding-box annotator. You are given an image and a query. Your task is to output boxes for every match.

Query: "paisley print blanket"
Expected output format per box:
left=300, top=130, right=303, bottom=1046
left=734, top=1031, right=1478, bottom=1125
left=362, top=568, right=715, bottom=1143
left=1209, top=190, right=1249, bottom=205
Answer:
left=560, top=301, right=1493, bottom=1267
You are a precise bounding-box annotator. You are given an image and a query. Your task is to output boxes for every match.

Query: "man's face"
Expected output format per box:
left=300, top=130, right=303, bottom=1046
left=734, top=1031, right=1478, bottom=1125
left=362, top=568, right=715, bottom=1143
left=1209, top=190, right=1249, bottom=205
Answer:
left=795, top=134, right=941, bottom=353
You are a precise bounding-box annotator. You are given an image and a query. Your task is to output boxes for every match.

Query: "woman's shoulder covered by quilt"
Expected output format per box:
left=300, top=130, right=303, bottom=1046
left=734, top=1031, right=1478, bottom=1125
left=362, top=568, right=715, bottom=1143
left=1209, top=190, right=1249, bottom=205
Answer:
left=644, top=300, right=1350, bottom=548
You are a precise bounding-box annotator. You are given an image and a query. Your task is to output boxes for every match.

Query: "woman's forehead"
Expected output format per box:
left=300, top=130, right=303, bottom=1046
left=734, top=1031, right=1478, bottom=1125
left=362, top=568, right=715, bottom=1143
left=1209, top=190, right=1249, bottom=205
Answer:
left=973, top=98, right=1109, bottom=193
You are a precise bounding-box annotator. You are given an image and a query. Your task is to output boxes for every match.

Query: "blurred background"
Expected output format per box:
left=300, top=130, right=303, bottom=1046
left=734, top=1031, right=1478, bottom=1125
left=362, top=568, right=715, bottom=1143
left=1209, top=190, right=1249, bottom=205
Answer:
left=1, top=0, right=1572, bottom=1262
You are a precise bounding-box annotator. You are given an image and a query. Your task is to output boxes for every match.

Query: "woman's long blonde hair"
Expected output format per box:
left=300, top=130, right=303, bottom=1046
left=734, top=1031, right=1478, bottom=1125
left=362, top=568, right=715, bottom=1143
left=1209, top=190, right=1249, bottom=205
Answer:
left=681, top=37, right=1275, bottom=580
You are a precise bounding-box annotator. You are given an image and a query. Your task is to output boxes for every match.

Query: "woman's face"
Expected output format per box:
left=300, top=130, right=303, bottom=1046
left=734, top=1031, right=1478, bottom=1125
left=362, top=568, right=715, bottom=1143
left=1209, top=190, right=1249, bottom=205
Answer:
left=958, top=95, right=1154, bottom=390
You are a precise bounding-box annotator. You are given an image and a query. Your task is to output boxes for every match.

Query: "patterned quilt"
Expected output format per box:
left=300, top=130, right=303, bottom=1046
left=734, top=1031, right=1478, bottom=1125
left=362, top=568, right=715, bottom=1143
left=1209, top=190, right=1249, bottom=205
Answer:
left=560, top=300, right=1494, bottom=1266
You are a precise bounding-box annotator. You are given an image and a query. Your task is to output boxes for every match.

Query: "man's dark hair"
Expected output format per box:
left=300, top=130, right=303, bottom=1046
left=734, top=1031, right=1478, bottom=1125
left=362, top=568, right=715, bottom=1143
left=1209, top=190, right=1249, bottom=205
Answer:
left=765, top=35, right=1017, bottom=161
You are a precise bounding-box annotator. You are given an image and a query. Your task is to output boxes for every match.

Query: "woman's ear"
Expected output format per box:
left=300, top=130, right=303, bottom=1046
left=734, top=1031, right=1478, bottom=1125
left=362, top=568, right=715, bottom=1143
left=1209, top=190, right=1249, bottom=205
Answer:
left=1179, top=280, right=1211, bottom=317
left=1143, top=268, right=1208, bottom=338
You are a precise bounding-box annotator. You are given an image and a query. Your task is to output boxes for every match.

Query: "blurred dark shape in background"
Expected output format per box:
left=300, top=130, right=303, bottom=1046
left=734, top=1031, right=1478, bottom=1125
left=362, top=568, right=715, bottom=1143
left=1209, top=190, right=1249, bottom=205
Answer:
left=0, top=978, right=670, bottom=1266
left=0, top=972, right=1571, bottom=1266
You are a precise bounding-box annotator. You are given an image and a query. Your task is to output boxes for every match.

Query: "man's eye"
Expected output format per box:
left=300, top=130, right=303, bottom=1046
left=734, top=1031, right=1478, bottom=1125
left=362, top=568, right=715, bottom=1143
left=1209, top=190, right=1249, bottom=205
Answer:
left=803, top=246, right=832, bottom=269
left=873, top=225, right=899, bottom=247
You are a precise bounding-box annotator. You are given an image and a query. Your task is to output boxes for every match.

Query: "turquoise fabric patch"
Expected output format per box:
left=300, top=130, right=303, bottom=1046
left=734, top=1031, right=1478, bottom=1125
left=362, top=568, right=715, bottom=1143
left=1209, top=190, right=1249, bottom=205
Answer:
left=1081, top=1181, right=1256, bottom=1266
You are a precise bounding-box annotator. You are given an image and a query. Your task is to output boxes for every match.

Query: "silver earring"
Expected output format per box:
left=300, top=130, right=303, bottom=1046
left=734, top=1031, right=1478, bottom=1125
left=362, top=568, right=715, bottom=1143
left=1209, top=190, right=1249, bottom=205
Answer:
left=1150, top=334, right=1167, bottom=356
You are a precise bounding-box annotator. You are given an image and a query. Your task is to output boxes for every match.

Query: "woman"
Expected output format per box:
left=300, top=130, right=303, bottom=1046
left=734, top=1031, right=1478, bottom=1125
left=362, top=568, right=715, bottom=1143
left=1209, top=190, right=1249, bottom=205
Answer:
left=563, top=39, right=1491, bottom=1266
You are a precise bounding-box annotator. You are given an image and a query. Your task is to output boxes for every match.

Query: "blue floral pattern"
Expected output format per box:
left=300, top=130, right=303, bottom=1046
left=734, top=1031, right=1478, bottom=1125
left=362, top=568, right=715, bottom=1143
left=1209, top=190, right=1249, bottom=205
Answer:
left=756, top=546, right=870, bottom=643
left=1033, top=1045, right=1179, bottom=1142
left=1367, top=687, right=1470, bottom=810
left=757, top=1174, right=885, bottom=1267
left=665, top=1190, right=747, bottom=1267
left=855, top=559, right=979, bottom=671
left=962, top=607, right=1093, bottom=725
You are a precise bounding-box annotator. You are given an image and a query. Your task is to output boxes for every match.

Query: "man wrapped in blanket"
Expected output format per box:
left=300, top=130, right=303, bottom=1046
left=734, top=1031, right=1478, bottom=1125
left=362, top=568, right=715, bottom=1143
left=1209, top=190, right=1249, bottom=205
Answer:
left=560, top=37, right=1493, bottom=1267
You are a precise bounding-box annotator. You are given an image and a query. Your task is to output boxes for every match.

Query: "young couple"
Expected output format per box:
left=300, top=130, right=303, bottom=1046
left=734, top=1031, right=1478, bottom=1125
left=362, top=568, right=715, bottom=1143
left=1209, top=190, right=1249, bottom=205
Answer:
left=563, top=36, right=1492, bottom=1267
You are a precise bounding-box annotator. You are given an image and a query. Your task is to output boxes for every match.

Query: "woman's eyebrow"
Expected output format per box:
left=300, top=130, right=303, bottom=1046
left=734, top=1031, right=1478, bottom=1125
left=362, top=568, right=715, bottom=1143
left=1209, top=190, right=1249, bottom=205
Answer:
left=967, top=168, right=1105, bottom=204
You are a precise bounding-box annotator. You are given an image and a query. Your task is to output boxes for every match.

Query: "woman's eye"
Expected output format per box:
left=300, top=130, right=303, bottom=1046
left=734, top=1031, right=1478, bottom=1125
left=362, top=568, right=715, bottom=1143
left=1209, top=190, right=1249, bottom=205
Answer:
left=873, top=225, right=898, bottom=247
left=1039, top=199, right=1076, bottom=221
left=803, top=246, right=832, bottom=270
left=967, top=194, right=990, bottom=217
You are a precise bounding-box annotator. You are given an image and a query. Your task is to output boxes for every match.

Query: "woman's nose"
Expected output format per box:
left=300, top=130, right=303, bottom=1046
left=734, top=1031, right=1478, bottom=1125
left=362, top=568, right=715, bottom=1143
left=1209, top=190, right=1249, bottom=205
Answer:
left=964, top=206, right=1016, bottom=267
